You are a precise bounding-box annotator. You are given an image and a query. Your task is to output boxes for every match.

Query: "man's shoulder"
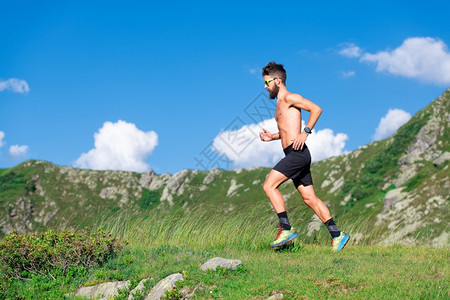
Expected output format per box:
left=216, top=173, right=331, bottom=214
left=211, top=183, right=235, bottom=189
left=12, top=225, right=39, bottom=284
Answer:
left=285, top=92, right=304, bottom=103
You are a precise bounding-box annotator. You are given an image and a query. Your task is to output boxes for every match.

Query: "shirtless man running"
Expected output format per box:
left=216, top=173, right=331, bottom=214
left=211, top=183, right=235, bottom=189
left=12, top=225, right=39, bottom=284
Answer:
left=259, top=61, right=350, bottom=252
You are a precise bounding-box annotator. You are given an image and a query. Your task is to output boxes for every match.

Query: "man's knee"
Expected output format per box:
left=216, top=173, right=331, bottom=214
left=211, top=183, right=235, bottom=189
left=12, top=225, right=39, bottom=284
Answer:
left=263, top=180, right=274, bottom=193
left=263, top=170, right=288, bottom=193
left=303, top=196, right=316, bottom=206
left=263, top=177, right=281, bottom=194
left=301, top=192, right=318, bottom=206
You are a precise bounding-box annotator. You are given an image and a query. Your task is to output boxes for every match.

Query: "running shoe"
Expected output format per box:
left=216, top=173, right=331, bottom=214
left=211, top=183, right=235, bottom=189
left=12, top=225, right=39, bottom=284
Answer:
left=274, top=223, right=283, bottom=240
left=331, top=232, right=350, bottom=252
left=270, top=227, right=298, bottom=248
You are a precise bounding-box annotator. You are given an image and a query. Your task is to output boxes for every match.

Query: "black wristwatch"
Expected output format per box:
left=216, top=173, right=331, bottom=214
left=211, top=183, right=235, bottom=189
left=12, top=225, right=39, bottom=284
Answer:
left=304, top=127, right=312, bottom=135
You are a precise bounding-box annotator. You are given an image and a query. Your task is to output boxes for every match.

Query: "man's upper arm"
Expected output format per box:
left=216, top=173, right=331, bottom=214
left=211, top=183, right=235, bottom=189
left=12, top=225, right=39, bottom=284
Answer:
left=287, top=93, right=321, bottom=112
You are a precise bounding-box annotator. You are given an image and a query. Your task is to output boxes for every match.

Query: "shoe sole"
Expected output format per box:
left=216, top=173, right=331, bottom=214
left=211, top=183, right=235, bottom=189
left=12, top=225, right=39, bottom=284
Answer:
left=336, top=234, right=350, bottom=252
left=270, top=233, right=298, bottom=248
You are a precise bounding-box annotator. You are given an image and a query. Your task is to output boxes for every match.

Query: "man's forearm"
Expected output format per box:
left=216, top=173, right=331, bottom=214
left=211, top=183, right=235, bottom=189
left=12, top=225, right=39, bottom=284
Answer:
left=272, top=132, right=281, bottom=140
left=305, top=106, right=323, bottom=130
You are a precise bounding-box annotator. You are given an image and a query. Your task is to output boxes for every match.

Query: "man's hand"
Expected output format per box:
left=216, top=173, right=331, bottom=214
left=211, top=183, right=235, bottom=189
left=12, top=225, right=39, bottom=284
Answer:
left=291, top=132, right=308, bottom=150
left=260, top=128, right=273, bottom=142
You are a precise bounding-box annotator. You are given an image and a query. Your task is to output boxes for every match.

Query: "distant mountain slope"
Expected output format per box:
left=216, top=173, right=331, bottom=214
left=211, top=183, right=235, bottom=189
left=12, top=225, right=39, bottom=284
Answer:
left=0, top=89, right=448, bottom=246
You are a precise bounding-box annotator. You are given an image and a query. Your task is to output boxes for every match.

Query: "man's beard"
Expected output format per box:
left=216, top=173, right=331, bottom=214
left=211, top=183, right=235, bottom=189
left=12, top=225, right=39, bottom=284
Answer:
left=269, top=87, right=278, bottom=99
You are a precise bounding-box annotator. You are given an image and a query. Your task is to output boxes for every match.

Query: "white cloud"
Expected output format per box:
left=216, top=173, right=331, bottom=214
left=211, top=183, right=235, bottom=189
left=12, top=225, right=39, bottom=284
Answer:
left=9, top=145, right=29, bottom=160
left=307, top=128, right=349, bottom=161
left=212, top=118, right=348, bottom=169
left=339, top=43, right=362, bottom=58
left=341, top=70, right=356, bottom=78
left=360, top=37, right=450, bottom=85
left=213, top=118, right=282, bottom=169
left=373, top=109, right=411, bottom=141
left=0, top=131, right=5, bottom=148
left=0, top=132, right=29, bottom=162
left=74, top=120, right=158, bottom=172
left=0, top=78, right=30, bottom=94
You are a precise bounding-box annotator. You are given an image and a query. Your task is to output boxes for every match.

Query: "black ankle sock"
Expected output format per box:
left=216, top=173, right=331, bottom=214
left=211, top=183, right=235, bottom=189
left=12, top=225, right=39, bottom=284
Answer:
left=324, top=218, right=341, bottom=238
left=277, top=211, right=291, bottom=230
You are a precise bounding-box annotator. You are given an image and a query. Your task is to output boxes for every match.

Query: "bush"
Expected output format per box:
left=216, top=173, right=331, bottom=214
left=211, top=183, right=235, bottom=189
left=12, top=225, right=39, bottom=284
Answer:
left=0, top=228, right=125, bottom=279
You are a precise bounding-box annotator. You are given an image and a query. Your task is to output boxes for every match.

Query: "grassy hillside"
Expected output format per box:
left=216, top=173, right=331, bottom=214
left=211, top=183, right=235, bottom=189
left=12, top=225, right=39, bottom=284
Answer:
left=2, top=208, right=448, bottom=299
left=0, top=90, right=449, bottom=299
left=0, top=90, right=448, bottom=247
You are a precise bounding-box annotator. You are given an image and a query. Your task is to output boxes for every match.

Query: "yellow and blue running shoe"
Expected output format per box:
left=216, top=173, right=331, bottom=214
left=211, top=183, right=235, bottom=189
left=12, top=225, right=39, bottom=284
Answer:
left=331, top=232, right=350, bottom=252
left=270, top=227, right=298, bottom=248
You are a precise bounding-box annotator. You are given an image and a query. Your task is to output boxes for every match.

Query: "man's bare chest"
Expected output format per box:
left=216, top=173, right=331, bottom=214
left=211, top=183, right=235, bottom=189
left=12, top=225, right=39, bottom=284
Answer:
left=275, top=103, right=300, bottom=122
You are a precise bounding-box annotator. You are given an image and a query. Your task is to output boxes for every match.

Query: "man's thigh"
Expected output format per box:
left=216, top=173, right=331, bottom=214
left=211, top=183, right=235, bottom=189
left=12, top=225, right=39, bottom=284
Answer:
left=264, top=169, right=290, bottom=189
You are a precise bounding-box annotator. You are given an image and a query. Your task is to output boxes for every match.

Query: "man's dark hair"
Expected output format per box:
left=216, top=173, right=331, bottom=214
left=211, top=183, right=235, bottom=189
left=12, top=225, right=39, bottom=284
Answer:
left=262, top=61, right=287, bottom=84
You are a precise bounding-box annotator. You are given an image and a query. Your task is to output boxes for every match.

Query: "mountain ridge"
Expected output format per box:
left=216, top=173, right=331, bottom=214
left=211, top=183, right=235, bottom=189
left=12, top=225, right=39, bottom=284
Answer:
left=0, top=89, right=448, bottom=246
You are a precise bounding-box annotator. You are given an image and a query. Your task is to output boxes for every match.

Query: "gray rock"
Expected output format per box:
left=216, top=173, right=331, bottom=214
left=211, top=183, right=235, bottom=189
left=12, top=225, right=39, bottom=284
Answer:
left=140, top=170, right=173, bottom=191
left=139, top=170, right=158, bottom=188
left=268, top=292, right=284, bottom=299
left=200, top=257, right=242, bottom=271
left=226, top=179, right=244, bottom=198
left=99, top=186, right=119, bottom=199
left=151, top=173, right=172, bottom=190
left=145, top=273, right=183, bottom=300
left=382, top=188, right=407, bottom=212
left=128, top=278, right=150, bottom=300
left=329, top=176, right=345, bottom=193
left=392, top=164, right=417, bottom=186
left=167, top=169, right=190, bottom=194
left=74, top=280, right=131, bottom=299
left=398, top=95, right=446, bottom=166
left=160, top=186, right=174, bottom=206
left=431, top=231, right=449, bottom=247
left=433, top=152, right=450, bottom=166
left=307, top=214, right=322, bottom=236
left=203, top=168, right=221, bottom=185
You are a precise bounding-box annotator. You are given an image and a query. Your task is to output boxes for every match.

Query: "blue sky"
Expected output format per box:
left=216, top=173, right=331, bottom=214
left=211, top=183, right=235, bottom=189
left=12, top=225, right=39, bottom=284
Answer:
left=1, top=1, right=449, bottom=174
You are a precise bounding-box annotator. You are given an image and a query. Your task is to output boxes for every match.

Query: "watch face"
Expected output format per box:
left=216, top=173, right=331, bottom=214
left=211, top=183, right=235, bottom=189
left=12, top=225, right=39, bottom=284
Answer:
left=304, top=127, right=312, bottom=134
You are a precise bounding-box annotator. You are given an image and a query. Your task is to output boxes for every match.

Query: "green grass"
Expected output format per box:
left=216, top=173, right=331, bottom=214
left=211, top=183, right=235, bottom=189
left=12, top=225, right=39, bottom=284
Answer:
left=93, top=209, right=449, bottom=298
left=1, top=91, right=449, bottom=298
left=86, top=243, right=448, bottom=299
left=1, top=208, right=449, bottom=299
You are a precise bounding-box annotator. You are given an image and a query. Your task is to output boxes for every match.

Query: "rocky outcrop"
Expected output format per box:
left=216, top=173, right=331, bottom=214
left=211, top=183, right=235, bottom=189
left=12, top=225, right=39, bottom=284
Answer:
left=128, top=279, right=149, bottom=300
left=166, top=170, right=190, bottom=195
left=73, top=280, right=131, bottom=299
left=70, top=275, right=185, bottom=300
left=145, top=273, right=184, bottom=300
left=203, top=168, right=222, bottom=185
left=268, top=292, right=284, bottom=299
left=306, top=214, right=323, bottom=236
left=200, top=257, right=242, bottom=271
left=139, top=170, right=159, bottom=189
left=159, top=170, right=194, bottom=206
left=395, top=91, right=448, bottom=185
left=34, top=200, right=58, bottom=226
left=5, top=196, right=34, bottom=234
left=381, top=188, right=408, bottom=212
left=69, top=258, right=245, bottom=300
left=371, top=91, right=449, bottom=246
left=0, top=91, right=448, bottom=246
left=226, top=179, right=244, bottom=198
left=142, top=172, right=172, bottom=191
left=433, top=152, right=450, bottom=166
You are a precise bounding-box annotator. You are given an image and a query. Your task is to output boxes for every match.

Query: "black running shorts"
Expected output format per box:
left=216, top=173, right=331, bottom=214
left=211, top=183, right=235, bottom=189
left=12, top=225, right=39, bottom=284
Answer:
left=273, top=143, right=313, bottom=188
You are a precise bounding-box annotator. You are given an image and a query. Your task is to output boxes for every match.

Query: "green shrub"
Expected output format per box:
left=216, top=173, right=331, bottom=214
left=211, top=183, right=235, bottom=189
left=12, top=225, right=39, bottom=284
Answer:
left=0, top=228, right=125, bottom=280
left=138, top=189, right=161, bottom=210
left=0, top=171, right=26, bottom=193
